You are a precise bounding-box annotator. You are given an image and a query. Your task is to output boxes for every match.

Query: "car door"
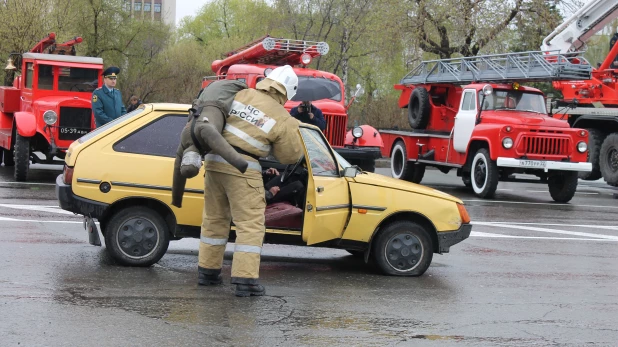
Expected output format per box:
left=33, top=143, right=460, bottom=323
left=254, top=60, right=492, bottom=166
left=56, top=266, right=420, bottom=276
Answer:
left=452, top=89, right=477, bottom=153
left=300, top=127, right=351, bottom=245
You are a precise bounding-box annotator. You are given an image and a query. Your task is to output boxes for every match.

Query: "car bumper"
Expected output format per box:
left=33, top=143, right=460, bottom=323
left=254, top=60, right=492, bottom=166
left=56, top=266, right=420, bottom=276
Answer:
left=497, top=157, right=592, bottom=172
left=437, top=223, right=472, bottom=253
left=333, top=146, right=383, bottom=161
left=55, top=174, right=108, bottom=219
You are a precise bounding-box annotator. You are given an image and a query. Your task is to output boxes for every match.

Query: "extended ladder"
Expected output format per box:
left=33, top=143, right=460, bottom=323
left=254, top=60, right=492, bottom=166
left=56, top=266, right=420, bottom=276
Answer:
left=400, top=50, right=592, bottom=85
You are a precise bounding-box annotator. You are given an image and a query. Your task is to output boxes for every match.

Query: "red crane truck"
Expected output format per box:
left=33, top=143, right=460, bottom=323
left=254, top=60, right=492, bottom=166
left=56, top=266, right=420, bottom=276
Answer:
left=0, top=32, right=103, bottom=181
left=542, top=0, right=618, bottom=186
left=201, top=36, right=383, bottom=172
left=380, top=51, right=593, bottom=202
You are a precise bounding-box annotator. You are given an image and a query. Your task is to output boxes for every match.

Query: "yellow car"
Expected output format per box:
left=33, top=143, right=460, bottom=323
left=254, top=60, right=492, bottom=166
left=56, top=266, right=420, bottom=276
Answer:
left=56, top=103, right=472, bottom=276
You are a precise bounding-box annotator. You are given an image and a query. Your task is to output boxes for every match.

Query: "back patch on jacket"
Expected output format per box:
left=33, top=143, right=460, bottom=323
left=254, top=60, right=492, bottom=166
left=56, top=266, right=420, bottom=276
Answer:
left=229, top=100, right=276, bottom=133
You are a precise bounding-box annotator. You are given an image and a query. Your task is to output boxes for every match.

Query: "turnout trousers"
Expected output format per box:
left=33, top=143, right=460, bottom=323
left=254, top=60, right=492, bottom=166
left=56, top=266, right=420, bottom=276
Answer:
left=198, top=170, right=266, bottom=284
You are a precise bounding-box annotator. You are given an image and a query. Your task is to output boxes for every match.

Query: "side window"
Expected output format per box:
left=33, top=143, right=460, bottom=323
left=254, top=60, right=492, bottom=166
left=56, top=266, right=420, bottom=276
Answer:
left=461, top=92, right=473, bottom=111
left=25, top=63, right=33, bottom=89
left=38, top=64, right=54, bottom=90
left=113, top=114, right=186, bottom=157
left=236, top=78, right=246, bottom=83
left=300, top=128, right=339, bottom=177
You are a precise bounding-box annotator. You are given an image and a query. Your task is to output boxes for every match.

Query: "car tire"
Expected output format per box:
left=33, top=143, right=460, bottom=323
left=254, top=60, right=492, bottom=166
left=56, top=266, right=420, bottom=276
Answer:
left=13, top=134, right=30, bottom=182
left=391, top=141, right=424, bottom=183
left=578, top=128, right=604, bottom=181
left=470, top=148, right=498, bottom=198
left=372, top=221, right=433, bottom=276
left=104, top=206, right=171, bottom=267
left=3, top=148, right=14, bottom=167
left=599, top=133, right=618, bottom=186
left=548, top=171, right=578, bottom=203
left=408, top=87, right=430, bottom=129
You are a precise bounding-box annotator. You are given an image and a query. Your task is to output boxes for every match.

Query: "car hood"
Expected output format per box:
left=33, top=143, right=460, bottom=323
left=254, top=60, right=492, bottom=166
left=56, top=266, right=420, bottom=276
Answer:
left=351, top=172, right=463, bottom=204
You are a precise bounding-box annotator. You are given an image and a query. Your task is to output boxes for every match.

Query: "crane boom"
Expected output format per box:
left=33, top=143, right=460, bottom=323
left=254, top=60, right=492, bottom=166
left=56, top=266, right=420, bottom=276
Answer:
left=541, top=0, right=618, bottom=53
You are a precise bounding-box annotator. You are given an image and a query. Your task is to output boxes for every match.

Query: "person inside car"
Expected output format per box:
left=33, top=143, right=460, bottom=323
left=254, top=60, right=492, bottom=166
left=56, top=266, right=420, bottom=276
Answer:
left=263, top=167, right=304, bottom=205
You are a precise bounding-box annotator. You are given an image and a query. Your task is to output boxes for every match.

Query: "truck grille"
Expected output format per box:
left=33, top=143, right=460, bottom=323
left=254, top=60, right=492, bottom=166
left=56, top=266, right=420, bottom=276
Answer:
left=521, top=135, right=569, bottom=156
left=58, top=107, right=92, bottom=140
left=323, top=113, right=346, bottom=147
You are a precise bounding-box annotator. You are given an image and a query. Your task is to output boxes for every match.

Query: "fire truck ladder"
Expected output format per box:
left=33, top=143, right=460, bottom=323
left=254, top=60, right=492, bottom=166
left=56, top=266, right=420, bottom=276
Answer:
left=400, top=50, right=592, bottom=85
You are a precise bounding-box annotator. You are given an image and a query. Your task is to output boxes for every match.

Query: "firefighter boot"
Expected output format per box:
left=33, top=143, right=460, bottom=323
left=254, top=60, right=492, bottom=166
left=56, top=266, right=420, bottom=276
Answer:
left=198, top=267, right=222, bottom=286
left=235, top=284, right=265, bottom=297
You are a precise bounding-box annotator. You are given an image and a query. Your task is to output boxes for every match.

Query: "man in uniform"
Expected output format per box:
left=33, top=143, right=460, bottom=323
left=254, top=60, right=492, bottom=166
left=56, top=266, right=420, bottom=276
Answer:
left=198, top=65, right=303, bottom=297
left=92, top=66, right=127, bottom=127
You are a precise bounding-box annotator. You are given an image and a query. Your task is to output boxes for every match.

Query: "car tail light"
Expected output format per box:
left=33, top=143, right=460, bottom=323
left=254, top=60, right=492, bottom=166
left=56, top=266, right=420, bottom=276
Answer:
left=457, top=203, right=471, bottom=224
left=63, top=165, right=74, bottom=185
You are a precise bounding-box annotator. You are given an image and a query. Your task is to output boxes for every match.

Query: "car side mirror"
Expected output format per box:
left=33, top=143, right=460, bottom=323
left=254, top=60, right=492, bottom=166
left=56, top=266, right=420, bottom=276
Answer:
left=342, top=166, right=359, bottom=178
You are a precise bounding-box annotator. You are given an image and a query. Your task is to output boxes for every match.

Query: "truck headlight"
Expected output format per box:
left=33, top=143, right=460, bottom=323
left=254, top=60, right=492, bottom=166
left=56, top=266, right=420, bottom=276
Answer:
left=352, top=126, right=363, bottom=138
left=43, top=110, right=58, bottom=125
left=577, top=141, right=587, bottom=153
left=502, top=137, right=513, bottom=149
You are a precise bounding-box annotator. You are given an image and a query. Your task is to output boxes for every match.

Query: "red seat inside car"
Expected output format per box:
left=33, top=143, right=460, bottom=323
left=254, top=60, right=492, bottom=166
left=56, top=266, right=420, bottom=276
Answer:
left=265, top=202, right=303, bottom=229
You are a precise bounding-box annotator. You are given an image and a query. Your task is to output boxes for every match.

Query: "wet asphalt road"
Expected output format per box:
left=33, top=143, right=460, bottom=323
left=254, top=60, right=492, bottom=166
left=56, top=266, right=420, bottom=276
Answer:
left=0, top=164, right=617, bottom=346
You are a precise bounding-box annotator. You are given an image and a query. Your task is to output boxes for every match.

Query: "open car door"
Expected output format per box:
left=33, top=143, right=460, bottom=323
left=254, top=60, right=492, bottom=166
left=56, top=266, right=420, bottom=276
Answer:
left=300, top=127, right=351, bottom=245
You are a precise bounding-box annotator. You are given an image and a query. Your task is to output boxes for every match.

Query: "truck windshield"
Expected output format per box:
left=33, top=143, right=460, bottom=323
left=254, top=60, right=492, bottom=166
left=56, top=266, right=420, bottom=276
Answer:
left=38, top=64, right=99, bottom=92
left=478, top=90, right=546, bottom=114
left=298, top=76, right=342, bottom=102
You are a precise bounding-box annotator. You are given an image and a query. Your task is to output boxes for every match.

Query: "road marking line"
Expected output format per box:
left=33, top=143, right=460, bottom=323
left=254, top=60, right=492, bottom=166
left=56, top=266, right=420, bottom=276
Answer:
left=0, top=181, right=55, bottom=186
left=0, top=204, right=76, bottom=215
left=463, top=200, right=618, bottom=209
left=523, top=190, right=598, bottom=195
left=474, top=221, right=618, bottom=231
left=472, top=231, right=618, bottom=241
left=475, top=222, right=618, bottom=240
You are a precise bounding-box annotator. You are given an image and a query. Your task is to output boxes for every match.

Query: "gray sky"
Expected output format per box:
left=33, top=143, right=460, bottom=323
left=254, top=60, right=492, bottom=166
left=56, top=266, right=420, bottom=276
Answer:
left=175, top=0, right=210, bottom=25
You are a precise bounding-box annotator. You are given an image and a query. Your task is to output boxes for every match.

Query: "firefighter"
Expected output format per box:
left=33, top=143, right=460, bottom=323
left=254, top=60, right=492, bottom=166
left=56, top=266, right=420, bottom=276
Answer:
left=92, top=66, right=127, bottom=127
left=198, top=65, right=303, bottom=297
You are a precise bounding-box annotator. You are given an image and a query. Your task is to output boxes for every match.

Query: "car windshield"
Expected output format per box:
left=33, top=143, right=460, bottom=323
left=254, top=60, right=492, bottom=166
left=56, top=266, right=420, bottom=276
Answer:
left=77, top=107, right=145, bottom=144
left=478, top=90, right=546, bottom=114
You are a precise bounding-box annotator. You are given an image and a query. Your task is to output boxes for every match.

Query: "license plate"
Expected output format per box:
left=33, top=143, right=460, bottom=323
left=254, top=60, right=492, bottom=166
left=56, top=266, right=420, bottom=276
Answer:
left=60, top=127, right=89, bottom=135
left=519, top=160, right=547, bottom=168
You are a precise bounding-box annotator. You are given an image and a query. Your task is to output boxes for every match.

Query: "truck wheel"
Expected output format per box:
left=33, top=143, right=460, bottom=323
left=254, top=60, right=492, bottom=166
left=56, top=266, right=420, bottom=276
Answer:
left=391, top=141, right=424, bottom=183
left=371, top=220, right=433, bottom=276
left=470, top=148, right=498, bottom=198
left=13, top=134, right=30, bottom=182
left=548, top=171, right=578, bottom=203
left=579, top=128, right=604, bottom=180
left=104, top=206, right=171, bottom=267
left=599, top=133, right=618, bottom=186
left=408, top=87, right=430, bottom=129
left=3, top=149, right=14, bottom=166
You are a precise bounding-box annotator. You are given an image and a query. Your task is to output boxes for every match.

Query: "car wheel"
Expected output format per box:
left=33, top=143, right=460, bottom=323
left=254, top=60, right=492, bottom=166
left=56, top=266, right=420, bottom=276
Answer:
left=470, top=148, right=498, bottom=198
left=13, top=134, right=30, bottom=182
left=372, top=221, right=433, bottom=276
left=548, top=171, right=578, bottom=203
left=391, top=141, right=424, bottom=183
left=104, top=206, right=170, bottom=267
left=599, top=133, right=618, bottom=186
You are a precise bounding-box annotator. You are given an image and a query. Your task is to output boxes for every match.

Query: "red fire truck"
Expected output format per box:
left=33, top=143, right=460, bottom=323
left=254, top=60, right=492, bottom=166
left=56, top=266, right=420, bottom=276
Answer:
left=201, top=36, right=383, bottom=172
left=542, top=0, right=618, bottom=186
left=0, top=32, right=103, bottom=181
left=380, top=51, right=593, bottom=202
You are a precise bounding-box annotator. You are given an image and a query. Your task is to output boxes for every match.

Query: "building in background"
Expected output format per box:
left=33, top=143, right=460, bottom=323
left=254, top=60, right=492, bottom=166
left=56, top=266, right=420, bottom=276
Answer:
left=124, top=0, right=177, bottom=27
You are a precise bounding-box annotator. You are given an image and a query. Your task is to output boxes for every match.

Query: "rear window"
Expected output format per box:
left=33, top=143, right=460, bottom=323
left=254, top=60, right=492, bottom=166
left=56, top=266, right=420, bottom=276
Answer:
left=112, top=114, right=187, bottom=157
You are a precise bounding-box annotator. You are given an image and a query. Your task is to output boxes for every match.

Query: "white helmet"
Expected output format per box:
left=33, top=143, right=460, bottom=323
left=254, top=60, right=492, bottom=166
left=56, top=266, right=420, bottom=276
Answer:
left=266, top=65, right=298, bottom=100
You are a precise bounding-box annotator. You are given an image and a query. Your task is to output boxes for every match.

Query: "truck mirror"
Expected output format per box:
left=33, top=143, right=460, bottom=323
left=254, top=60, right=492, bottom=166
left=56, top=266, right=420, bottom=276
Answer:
left=354, top=84, right=364, bottom=97
left=342, top=166, right=359, bottom=178
left=482, top=84, right=493, bottom=96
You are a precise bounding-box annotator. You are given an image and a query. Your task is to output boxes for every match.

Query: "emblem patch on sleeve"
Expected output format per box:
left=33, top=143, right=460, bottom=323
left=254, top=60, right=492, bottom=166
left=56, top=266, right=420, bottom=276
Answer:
left=92, top=95, right=98, bottom=103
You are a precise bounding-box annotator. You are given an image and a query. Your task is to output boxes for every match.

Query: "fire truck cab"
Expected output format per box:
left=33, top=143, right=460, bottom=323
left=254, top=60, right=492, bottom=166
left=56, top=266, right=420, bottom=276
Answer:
left=201, top=36, right=383, bottom=172
left=0, top=32, right=102, bottom=181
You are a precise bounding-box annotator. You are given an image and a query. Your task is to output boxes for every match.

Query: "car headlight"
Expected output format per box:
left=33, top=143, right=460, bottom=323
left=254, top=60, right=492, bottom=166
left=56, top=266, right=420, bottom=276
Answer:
left=352, top=126, right=363, bottom=138
left=43, top=110, right=58, bottom=125
left=502, top=137, right=513, bottom=149
left=577, top=141, right=587, bottom=153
